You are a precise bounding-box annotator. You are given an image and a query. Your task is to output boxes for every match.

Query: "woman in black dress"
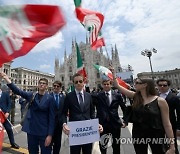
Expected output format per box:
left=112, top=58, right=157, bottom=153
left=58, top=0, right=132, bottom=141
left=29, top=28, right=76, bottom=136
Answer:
left=112, top=70, right=175, bottom=154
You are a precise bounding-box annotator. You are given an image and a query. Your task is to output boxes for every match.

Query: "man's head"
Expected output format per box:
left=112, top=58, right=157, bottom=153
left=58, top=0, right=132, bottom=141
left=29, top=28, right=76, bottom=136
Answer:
left=102, top=79, right=112, bottom=92
left=38, top=78, right=48, bottom=91
left=156, top=79, right=170, bottom=93
left=53, top=81, right=62, bottom=93
left=73, top=73, right=85, bottom=91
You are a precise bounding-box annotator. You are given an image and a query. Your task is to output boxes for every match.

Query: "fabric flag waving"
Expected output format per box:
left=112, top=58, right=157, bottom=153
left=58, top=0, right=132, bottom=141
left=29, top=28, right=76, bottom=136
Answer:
left=0, top=121, right=4, bottom=152
left=74, top=1, right=105, bottom=51
left=76, top=43, right=87, bottom=79
left=93, top=64, right=128, bottom=88
left=91, top=31, right=105, bottom=50
left=0, top=5, right=66, bottom=67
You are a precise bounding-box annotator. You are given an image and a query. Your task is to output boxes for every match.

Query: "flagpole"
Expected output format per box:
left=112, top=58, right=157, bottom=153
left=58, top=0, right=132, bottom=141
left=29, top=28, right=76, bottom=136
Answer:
left=6, top=119, right=18, bottom=133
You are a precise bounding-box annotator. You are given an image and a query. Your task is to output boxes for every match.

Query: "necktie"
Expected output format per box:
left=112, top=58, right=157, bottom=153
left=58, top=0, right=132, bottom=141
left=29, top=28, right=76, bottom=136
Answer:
left=55, top=94, right=59, bottom=109
left=79, top=92, right=84, bottom=111
left=106, top=92, right=110, bottom=105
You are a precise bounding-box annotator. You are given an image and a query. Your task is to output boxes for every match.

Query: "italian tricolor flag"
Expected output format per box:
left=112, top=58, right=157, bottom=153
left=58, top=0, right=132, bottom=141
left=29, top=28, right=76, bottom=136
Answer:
left=76, top=43, right=87, bottom=79
left=74, top=0, right=105, bottom=51
left=0, top=5, right=66, bottom=67
left=93, top=64, right=128, bottom=88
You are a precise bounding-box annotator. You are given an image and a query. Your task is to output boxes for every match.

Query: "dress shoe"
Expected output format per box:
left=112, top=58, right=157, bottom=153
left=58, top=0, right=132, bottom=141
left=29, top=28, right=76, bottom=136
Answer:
left=11, top=143, right=20, bottom=149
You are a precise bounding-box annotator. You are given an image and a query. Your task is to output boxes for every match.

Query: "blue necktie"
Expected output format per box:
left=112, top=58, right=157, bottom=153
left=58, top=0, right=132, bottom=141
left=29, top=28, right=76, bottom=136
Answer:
left=55, top=94, right=59, bottom=109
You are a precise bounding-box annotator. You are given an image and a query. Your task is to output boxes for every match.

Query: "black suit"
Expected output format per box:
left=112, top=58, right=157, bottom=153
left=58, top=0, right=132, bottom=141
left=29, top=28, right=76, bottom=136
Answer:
left=165, top=92, right=180, bottom=154
left=50, top=92, right=65, bottom=154
left=63, top=90, right=95, bottom=154
left=95, top=91, right=127, bottom=154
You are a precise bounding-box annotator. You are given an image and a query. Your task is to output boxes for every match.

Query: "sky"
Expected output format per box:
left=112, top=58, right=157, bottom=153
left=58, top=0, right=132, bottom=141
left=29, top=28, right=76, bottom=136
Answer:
left=0, top=0, right=180, bottom=77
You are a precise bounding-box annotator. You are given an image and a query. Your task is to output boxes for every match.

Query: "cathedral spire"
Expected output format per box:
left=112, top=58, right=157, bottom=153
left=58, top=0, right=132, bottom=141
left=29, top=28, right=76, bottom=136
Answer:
left=72, top=38, right=74, bottom=48
left=111, top=45, right=114, bottom=60
left=86, top=33, right=89, bottom=44
left=64, top=48, right=67, bottom=59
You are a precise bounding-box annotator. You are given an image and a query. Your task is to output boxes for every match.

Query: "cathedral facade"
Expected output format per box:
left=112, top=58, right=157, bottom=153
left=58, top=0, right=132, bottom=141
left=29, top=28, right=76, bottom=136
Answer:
left=54, top=38, right=122, bottom=91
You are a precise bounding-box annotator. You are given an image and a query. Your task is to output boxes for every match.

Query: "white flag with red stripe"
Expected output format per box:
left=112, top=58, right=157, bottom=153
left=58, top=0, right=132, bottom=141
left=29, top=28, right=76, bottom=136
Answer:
left=74, top=2, right=105, bottom=51
left=0, top=5, right=66, bottom=67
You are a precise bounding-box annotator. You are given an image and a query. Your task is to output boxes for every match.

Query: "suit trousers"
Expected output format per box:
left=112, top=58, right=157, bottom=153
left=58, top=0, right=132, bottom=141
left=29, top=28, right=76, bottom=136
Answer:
left=99, top=126, right=121, bottom=154
left=3, top=119, right=15, bottom=145
left=52, top=122, right=63, bottom=154
left=70, top=143, right=92, bottom=154
left=27, top=134, right=52, bottom=154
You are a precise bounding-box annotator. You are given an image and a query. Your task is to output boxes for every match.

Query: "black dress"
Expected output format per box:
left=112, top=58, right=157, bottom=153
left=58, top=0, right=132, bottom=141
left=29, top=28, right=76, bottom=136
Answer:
left=131, top=98, right=166, bottom=154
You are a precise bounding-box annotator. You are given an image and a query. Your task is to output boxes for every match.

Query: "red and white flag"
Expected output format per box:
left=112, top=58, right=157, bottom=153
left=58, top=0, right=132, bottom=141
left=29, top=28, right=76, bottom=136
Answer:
left=0, top=5, right=66, bottom=67
left=93, top=64, right=128, bottom=89
left=74, top=3, right=105, bottom=51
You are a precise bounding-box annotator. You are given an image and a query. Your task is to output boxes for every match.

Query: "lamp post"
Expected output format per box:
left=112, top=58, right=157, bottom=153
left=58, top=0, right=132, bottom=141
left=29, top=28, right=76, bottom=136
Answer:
left=141, top=48, right=157, bottom=79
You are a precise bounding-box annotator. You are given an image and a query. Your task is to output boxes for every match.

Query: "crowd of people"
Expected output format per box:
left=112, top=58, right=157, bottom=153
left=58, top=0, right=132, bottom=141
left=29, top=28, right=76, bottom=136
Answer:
left=0, top=69, right=180, bottom=154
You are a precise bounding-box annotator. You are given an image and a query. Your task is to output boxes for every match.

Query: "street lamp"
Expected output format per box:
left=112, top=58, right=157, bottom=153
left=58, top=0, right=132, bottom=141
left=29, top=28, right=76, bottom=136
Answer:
left=141, top=48, right=157, bottom=79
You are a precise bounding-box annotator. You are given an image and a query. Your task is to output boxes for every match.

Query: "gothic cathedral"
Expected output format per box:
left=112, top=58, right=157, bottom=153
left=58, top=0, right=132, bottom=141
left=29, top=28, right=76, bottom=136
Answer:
left=54, top=38, right=122, bottom=91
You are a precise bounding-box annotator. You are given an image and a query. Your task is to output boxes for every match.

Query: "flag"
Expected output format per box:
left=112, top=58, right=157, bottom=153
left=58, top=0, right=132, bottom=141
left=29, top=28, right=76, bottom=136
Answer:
left=0, top=122, right=4, bottom=152
left=75, top=6, right=105, bottom=50
left=76, top=43, right=87, bottom=79
left=74, top=0, right=82, bottom=7
left=0, top=5, right=66, bottom=67
left=91, top=31, right=105, bottom=50
left=93, top=64, right=128, bottom=88
left=67, top=85, right=75, bottom=93
left=0, top=111, right=6, bottom=124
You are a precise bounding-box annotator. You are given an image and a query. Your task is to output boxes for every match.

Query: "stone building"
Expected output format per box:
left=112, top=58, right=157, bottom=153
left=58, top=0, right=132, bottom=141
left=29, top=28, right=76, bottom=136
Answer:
left=54, top=39, right=122, bottom=90
left=11, top=67, right=54, bottom=91
left=138, top=68, right=180, bottom=88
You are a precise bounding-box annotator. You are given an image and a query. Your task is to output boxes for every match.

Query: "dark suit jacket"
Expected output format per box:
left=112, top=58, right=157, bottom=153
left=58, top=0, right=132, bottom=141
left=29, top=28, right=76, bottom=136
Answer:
left=0, top=91, right=11, bottom=113
left=50, top=92, right=65, bottom=125
left=63, top=90, right=95, bottom=123
left=165, top=91, right=180, bottom=130
left=7, top=83, right=55, bottom=136
left=96, top=91, right=127, bottom=129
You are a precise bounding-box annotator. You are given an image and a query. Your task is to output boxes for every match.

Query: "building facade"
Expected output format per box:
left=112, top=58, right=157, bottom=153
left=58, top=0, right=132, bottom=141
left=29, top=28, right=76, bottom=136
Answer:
left=1, top=63, right=55, bottom=91
left=11, top=67, right=55, bottom=91
left=138, top=68, right=180, bottom=88
left=54, top=39, right=122, bottom=90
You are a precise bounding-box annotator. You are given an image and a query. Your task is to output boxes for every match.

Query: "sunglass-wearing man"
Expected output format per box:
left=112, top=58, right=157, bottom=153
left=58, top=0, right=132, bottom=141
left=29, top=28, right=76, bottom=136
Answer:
left=157, top=78, right=180, bottom=154
left=62, top=73, right=103, bottom=154
left=50, top=81, right=65, bottom=154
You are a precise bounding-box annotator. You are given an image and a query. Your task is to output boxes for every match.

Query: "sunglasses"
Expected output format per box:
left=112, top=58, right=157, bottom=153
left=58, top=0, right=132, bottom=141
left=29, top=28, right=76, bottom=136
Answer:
left=134, top=81, right=144, bottom=85
left=74, top=80, right=83, bottom=84
left=158, top=84, right=168, bottom=87
left=39, top=82, right=47, bottom=85
left=53, top=85, right=60, bottom=88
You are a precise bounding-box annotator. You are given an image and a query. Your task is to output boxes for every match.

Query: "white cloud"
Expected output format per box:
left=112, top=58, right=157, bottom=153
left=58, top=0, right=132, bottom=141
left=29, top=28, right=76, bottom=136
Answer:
left=31, top=32, right=64, bottom=53
left=39, top=64, right=51, bottom=69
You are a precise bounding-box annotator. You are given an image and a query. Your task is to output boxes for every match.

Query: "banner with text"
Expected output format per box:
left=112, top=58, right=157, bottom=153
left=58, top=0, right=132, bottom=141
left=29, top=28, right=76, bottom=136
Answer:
left=68, top=119, right=100, bottom=146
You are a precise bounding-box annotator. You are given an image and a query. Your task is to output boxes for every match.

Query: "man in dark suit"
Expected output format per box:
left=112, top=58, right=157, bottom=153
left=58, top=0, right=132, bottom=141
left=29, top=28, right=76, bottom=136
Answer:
left=95, top=79, right=127, bottom=154
left=62, top=73, right=103, bottom=154
left=157, top=79, right=180, bottom=154
left=0, top=83, right=19, bottom=149
left=50, top=81, right=65, bottom=154
left=0, top=72, right=55, bottom=154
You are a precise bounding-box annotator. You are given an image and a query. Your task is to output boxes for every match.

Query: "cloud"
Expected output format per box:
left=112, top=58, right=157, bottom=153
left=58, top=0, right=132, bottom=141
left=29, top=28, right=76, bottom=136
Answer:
left=39, top=64, right=51, bottom=69
left=31, top=32, right=64, bottom=53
